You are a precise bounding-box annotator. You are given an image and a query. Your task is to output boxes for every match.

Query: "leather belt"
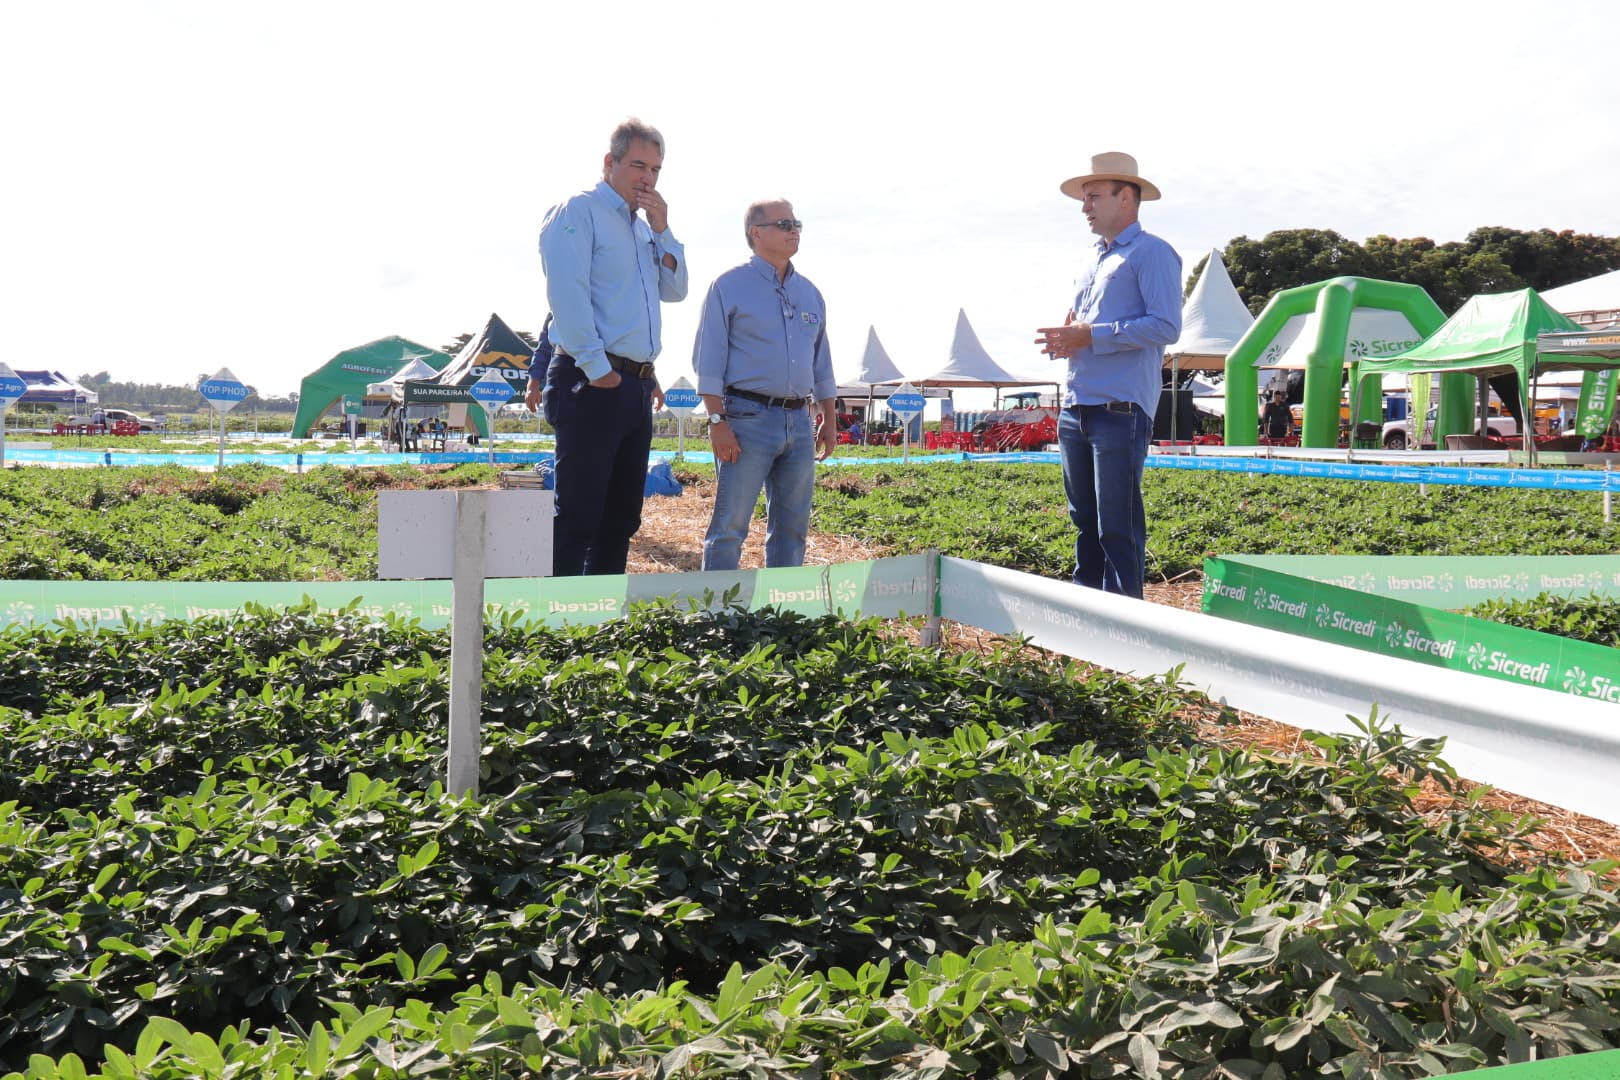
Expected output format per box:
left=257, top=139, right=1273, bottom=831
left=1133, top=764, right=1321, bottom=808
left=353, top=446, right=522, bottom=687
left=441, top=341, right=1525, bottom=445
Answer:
left=557, top=351, right=656, bottom=381
left=727, top=386, right=808, bottom=409
left=1072, top=401, right=1136, bottom=414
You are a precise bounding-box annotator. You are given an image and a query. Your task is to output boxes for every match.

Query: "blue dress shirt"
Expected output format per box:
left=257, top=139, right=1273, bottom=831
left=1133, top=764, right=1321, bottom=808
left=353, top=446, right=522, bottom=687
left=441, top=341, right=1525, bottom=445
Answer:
left=539, top=180, right=688, bottom=381
left=692, top=256, right=835, bottom=402
left=1067, top=221, right=1182, bottom=416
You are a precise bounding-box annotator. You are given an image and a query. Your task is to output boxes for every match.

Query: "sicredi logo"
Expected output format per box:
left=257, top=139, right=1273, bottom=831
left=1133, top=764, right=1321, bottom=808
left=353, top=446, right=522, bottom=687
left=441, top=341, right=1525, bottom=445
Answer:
left=1207, top=579, right=1246, bottom=603
left=1563, top=666, right=1620, bottom=703
left=547, top=597, right=620, bottom=615
left=868, top=576, right=924, bottom=598
left=57, top=604, right=135, bottom=622
left=1465, top=645, right=1552, bottom=685
left=1391, top=625, right=1457, bottom=659
left=1257, top=592, right=1307, bottom=619
left=1540, top=573, right=1595, bottom=590
left=1384, top=575, right=1436, bottom=591
left=768, top=584, right=831, bottom=605
left=834, top=579, right=859, bottom=603
left=1318, top=606, right=1377, bottom=638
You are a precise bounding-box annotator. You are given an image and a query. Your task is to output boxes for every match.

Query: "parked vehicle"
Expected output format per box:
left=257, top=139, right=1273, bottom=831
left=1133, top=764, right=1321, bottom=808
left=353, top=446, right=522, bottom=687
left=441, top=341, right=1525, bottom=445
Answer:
left=66, top=408, right=161, bottom=432
left=1382, top=406, right=1516, bottom=449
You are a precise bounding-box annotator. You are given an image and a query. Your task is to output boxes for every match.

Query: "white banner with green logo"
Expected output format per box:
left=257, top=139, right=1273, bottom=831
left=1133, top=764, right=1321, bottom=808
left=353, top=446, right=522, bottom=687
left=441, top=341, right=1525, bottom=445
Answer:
left=0, top=556, right=938, bottom=631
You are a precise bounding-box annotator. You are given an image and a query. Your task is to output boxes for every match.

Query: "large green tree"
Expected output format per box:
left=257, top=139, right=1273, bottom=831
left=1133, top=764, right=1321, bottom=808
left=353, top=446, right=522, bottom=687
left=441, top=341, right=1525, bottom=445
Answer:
left=1190, top=226, right=1620, bottom=315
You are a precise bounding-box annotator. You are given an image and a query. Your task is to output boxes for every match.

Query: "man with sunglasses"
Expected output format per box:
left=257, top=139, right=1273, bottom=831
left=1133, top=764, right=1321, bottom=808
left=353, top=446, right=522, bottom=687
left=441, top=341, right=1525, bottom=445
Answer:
left=693, top=199, right=837, bottom=570
left=1034, top=152, right=1181, bottom=598
left=536, top=117, right=688, bottom=576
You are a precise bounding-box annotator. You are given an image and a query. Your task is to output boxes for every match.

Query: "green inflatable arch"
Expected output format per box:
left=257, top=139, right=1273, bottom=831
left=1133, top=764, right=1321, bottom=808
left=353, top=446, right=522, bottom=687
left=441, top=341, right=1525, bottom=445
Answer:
left=1224, top=277, right=1462, bottom=448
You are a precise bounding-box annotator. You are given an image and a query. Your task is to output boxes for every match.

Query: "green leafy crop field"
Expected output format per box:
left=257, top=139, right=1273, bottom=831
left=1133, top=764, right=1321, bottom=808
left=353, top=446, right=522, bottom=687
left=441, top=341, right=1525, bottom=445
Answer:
left=811, top=464, right=1620, bottom=581
left=8, top=461, right=1616, bottom=585
left=4, top=605, right=1618, bottom=1077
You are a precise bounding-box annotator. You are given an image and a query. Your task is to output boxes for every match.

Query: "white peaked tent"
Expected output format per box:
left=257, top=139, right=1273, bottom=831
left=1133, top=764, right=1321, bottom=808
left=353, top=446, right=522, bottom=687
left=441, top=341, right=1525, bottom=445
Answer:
left=366, top=357, right=442, bottom=400
left=1168, top=249, right=1254, bottom=372
left=904, top=310, right=1050, bottom=407
left=849, top=326, right=907, bottom=385
left=1542, top=268, right=1620, bottom=324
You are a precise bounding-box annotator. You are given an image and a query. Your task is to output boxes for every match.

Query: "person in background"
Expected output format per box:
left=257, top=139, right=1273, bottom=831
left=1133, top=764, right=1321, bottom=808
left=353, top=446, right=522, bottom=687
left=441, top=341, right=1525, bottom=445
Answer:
left=693, top=198, right=837, bottom=570
left=537, top=118, right=688, bottom=576
left=1262, top=389, right=1292, bottom=440
left=1035, top=152, right=1181, bottom=598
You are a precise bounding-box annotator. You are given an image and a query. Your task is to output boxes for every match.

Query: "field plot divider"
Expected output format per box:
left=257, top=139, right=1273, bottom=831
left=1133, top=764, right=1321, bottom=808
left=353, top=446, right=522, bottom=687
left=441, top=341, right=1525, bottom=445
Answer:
left=936, top=557, right=1620, bottom=827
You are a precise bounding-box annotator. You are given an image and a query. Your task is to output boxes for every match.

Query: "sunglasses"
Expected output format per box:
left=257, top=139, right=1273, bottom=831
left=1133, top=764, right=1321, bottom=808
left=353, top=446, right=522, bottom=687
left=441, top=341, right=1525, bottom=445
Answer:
left=753, top=218, right=803, bottom=232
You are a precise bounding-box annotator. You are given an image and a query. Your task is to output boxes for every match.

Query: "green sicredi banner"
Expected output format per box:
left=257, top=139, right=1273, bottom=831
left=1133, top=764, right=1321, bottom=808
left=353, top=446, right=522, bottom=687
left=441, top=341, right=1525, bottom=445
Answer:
left=1576, top=367, right=1618, bottom=439
left=0, top=556, right=939, bottom=632
left=1203, top=555, right=1620, bottom=704
left=1461, top=1049, right=1620, bottom=1077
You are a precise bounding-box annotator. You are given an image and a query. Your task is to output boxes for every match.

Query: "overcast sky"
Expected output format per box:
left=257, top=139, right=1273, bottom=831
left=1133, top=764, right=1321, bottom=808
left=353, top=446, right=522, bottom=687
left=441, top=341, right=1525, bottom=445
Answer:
left=3, top=0, right=1617, bottom=403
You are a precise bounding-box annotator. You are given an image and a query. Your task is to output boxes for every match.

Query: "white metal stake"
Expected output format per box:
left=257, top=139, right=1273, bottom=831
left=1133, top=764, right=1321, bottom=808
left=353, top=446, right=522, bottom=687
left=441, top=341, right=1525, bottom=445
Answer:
left=216, top=424, right=226, bottom=470
left=446, top=491, right=487, bottom=797
left=920, top=547, right=941, bottom=646
left=1606, top=461, right=1613, bottom=526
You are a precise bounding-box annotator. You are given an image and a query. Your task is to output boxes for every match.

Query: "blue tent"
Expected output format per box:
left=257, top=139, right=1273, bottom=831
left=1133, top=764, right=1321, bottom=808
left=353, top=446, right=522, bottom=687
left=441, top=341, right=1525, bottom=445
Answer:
left=14, top=370, right=98, bottom=406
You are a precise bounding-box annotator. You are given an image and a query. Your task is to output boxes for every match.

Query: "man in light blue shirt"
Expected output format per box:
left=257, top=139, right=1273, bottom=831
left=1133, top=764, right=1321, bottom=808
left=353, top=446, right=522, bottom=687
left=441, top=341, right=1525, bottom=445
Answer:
left=694, top=199, right=837, bottom=571
left=1035, top=152, right=1181, bottom=598
left=536, top=118, right=688, bottom=576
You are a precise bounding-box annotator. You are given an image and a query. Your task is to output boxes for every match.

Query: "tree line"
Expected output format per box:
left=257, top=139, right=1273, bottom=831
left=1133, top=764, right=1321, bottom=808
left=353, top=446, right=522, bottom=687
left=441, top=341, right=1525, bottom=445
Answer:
left=65, top=373, right=296, bottom=414
left=1191, top=226, right=1620, bottom=315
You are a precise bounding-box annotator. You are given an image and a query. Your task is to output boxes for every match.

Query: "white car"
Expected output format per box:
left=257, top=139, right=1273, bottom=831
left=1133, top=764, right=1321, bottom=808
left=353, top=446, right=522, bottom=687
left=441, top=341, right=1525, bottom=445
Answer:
left=68, top=408, right=161, bottom=432
left=1382, top=407, right=1516, bottom=449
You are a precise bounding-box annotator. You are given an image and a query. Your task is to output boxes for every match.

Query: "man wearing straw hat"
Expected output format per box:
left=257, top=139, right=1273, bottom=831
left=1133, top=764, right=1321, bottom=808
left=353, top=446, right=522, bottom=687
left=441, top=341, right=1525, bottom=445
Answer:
left=1035, top=152, right=1181, bottom=598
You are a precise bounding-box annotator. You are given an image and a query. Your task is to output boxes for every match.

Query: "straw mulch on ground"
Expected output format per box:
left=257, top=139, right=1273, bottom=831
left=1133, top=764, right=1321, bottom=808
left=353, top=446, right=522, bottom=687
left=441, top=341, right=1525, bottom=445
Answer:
left=624, top=471, right=1620, bottom=869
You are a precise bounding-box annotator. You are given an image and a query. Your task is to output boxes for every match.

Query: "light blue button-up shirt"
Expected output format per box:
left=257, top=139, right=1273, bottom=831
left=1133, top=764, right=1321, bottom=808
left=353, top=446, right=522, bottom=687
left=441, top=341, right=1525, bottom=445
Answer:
left=692, top=255, right=835, bottom=402
left=1067, top=221, right=1182, bottom=416
left=539, top=180, right=688, bottom=381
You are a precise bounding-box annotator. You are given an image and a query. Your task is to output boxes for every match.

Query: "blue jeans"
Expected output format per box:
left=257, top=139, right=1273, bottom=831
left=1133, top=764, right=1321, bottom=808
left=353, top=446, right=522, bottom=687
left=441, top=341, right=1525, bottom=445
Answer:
left=1057, top=403, right=1150, bottom=597
left=702, top=397, right=815, bottom=571
left=546, top=358, right=654, bottom=577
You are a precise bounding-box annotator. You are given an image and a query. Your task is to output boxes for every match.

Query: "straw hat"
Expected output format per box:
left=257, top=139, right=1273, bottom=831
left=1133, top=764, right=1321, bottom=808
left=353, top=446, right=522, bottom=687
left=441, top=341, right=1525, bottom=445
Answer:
left=1060, top=152, right=1161, bottom=202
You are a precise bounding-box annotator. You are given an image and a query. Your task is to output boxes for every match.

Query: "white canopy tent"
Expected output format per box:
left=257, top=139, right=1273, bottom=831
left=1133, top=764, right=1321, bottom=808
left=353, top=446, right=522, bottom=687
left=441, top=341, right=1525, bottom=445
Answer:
left=898, top=309, right=1051, bottom=403
left=367, top=357, right=442, bottom=400
left=1542, top=268, right=1620, bottom=325
left=1167, top=248, right=1254, bottom=373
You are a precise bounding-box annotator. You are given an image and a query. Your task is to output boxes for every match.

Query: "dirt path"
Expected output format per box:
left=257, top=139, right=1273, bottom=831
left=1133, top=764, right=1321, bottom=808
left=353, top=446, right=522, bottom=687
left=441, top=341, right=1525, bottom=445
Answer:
left=626, top=473, right=1620, bottom=867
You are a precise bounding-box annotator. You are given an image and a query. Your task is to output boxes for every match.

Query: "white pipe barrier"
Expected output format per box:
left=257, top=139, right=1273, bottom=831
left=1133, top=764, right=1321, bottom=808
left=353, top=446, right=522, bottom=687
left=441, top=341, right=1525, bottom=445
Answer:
left=938, top=558, right=1620, bottom=826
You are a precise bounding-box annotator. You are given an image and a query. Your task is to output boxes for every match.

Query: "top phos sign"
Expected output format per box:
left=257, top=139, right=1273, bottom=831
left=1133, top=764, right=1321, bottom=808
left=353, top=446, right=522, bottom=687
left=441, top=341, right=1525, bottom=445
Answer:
left=198, top=368, right=250, bottom=413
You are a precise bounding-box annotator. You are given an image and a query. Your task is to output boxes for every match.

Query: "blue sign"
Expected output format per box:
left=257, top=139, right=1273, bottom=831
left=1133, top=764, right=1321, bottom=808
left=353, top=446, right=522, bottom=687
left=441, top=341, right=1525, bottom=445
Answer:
left=887, top=392, right=927, bottom=416
left=467, top=375, right=515, bottom=410
left=0, top=376, right=25, bottom=407
left=663, top=386, right=700, bottom=411
left=199, top=378, right=249, bottom=407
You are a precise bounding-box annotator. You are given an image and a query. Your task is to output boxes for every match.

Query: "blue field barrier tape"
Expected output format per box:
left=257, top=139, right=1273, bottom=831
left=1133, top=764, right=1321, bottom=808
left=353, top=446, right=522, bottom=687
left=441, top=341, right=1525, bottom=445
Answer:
left=7, top=446, right=1617, bottom=493
left=1145, top=454, right=1617, bottom=492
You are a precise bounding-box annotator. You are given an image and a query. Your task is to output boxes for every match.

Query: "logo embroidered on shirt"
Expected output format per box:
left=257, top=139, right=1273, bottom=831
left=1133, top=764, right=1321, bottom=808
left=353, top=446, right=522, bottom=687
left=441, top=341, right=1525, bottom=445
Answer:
left=801, top=312, right=820, bottom=325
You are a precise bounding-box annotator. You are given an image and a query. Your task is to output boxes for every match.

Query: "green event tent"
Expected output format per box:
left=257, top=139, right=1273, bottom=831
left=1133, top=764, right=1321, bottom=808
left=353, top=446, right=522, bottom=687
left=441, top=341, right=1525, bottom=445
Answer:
left=1358, top=288, right=1616, bottom=449
left=290, top=337, right=451, bottom=437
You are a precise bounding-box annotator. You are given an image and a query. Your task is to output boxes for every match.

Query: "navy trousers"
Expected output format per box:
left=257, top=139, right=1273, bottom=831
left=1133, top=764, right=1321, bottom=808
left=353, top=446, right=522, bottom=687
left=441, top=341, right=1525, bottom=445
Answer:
left=544, top=358, right=654, bottom=576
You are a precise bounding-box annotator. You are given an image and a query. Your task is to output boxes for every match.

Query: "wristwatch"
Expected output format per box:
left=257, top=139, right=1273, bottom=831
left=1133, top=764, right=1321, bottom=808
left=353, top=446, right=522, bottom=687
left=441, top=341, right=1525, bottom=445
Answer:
left=707, top=414, right=729, bottom=428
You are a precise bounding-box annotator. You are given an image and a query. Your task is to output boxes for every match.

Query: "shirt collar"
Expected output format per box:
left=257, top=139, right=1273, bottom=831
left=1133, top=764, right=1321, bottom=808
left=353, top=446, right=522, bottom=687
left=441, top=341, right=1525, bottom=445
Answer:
left=1094, top=220, right=1144, bottom=255
left=590, top=180, right=632, bottom=218
left=748, top=253, right=795, bottom=284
